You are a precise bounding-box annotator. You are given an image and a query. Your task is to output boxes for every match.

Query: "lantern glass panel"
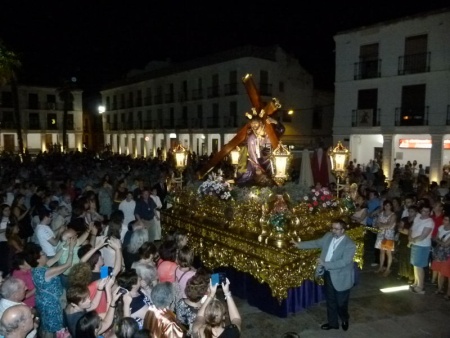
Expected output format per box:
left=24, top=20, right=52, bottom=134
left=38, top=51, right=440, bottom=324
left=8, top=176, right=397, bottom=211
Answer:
left=274, top=155, right=288, bottom=177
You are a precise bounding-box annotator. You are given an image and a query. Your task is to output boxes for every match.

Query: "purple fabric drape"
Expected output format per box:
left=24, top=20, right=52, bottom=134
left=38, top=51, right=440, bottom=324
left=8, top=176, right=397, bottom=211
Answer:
left=215, top=267, right=325, bottom=318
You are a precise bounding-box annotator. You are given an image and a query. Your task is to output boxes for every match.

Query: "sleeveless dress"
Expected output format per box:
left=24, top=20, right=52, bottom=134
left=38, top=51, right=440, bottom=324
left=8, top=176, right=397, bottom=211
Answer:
left=32, top=266, right=64, bottom=332
left=375, top=212, right=396, bottom=251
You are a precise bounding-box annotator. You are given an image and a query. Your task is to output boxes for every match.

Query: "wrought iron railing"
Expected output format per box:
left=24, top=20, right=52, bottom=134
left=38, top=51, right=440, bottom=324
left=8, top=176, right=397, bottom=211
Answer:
left=398, top=52, right=430, bottom=75
left=395, top=106, right=429, bottom=126
left=351, top=109, right=381, bottom=127
left=354, top=59, right=381, bottom=80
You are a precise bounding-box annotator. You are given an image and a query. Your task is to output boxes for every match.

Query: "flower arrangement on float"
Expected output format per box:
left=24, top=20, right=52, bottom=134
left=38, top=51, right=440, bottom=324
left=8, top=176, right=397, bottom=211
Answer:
left=197, top=170, right=232, bottom=200
left=302, top=187, right=337, bottom=213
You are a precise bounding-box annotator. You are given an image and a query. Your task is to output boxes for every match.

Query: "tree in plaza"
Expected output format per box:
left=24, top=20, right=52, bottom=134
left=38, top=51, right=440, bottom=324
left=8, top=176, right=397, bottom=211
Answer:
left=57, top=78, right=75, bottom=152
left=0, top=41, right=24, bottom=154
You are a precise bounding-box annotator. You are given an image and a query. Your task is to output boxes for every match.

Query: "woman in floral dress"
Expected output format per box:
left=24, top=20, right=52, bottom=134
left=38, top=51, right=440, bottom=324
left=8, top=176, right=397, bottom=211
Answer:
left=374, top=200, right=397, bottom=276
left=25, top=237, right=76, bottom=338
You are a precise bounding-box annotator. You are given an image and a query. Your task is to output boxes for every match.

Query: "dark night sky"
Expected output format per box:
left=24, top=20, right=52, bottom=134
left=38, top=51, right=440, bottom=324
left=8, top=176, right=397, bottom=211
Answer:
left=1, top=0, right=448, bottom=97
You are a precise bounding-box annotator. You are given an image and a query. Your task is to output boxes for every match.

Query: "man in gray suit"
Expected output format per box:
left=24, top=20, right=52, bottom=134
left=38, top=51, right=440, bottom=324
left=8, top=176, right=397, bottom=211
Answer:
left=291, top=219, right=356, bottom=331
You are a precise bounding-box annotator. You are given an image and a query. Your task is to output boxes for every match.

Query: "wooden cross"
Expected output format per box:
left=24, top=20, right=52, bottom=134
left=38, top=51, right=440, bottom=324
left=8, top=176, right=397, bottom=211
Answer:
left=198, top=74, right=281, bottom=178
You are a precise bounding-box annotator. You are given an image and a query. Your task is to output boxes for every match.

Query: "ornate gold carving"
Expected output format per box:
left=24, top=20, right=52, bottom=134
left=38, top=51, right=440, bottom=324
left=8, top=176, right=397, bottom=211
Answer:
left=163, top=192, right=365, bottom=301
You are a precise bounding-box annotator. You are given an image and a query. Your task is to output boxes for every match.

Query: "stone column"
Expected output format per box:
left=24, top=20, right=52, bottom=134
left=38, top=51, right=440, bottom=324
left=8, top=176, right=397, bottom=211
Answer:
left=430, top=134, right=444, bottom=183
left=382, top=134, right=393, bottom=181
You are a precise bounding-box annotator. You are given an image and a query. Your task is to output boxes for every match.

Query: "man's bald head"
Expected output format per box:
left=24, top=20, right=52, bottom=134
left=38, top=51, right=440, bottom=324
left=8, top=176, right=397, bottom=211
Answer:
left=0, top=304, right=34, bottom=337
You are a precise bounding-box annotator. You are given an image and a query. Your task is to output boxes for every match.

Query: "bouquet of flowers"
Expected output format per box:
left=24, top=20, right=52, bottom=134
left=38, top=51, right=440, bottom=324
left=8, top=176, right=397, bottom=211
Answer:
left=303, top=187, right=337, bottom=212
left=198, top=170, right=232, bottom=200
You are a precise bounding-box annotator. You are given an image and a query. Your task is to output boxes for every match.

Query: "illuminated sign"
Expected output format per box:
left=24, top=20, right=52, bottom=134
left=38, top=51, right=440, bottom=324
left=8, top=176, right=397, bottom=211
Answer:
left=399, top=139, right=450, bottom=149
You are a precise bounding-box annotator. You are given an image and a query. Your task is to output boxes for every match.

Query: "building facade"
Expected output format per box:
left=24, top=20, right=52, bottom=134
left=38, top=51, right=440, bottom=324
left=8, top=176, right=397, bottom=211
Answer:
left=333, top=8, right=450, bottom=183
left=100, top=45, right=333, bottom=158
left=0, top=84, right=83, bottom=153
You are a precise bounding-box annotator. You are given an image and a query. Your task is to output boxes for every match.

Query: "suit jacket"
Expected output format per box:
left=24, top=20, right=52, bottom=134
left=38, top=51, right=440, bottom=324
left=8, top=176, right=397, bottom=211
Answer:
left=297, top=232, right=356, bottom=291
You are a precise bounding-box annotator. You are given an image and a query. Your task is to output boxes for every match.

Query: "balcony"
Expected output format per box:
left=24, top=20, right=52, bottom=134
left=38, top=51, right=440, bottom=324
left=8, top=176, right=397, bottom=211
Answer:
left=28, top=122, right=41, bottom=130
left=192, top=89, right=203, bottom=100
left=144, top=96, right=152, bottom=106
left=191, top=118, right=203, bottom=128
left=176, top=118, right=189, bottom=129
left=223, top=116, right=238, bottom=128
left=351, top=109, right=380, bottom=127
left=207, top=117, right=220, bottom=128
left=178, top=92, right=188, bottom=102
left=141, top=120, right=154, bottom=129
left=398, top=52, right=430, bottom=75
left=163, top=119, right=174, bottom=129
left=354, top=59, right=381, bottom=80
left=395, top=106, right=429, bottom=126
left=259, top=83, right=272, bottom=96
left=47, top=123, right=58, bottom=130
left=207, top=86, right=220, bottom=98
left=1, top=121, right=15, bottom=129
left=154, top=95, right=163, bottom=105
left=164, top=93, right=175, bottom=104
left=224, top=83, right=238, bottom=96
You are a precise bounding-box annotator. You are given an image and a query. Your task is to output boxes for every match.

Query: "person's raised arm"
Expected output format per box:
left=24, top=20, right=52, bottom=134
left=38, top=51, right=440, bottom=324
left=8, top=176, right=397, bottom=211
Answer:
left=80, top=236, right=107, bottom=263
left=77, top=223, right=93, bottom=246
left=46, top=246, right=64, bottom=267
left=222, top=278, right=241, bottom=331
left=192, top=279, right=218, bottom=334
left=109, top=237, right=123, bottom=276
left=97, top=287, right=121, bottom=335
left=45, top=236, right=77, bottom=281
left=122, top=292, right=132, bottom=318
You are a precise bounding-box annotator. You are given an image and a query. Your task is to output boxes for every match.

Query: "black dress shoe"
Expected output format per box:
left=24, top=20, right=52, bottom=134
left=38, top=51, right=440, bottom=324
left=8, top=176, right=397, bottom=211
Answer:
left=342, top=321, right=349, bottom=331
left=321, top=323, right=339, bottom=330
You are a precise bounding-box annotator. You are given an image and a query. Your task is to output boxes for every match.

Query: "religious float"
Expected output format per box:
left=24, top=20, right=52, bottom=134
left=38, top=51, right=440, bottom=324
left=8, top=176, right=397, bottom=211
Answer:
left=162, top=74, right=364, bottom=317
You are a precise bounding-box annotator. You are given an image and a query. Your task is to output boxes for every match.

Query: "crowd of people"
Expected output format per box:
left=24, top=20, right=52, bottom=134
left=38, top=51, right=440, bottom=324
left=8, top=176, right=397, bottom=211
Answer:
left=0, top=150, right=242, bottom=338
left=1, top=147, right=450, bottom=337
left=348, top=164, right=450, bottom=298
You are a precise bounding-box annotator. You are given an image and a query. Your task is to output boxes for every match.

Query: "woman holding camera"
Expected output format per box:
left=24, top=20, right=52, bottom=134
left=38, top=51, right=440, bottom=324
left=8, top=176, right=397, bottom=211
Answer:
left=192, top=278, right=241, bottom=338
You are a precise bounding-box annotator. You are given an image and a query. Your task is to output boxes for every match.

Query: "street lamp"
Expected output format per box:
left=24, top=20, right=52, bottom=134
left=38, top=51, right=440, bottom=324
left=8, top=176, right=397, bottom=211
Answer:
left=98, top=105, right=105, bottom=114
left=328, top=141, right=350, bottom=197
left=173, top=144, right=187, bottom=189
left=271, top=141, right=292, bottom=186
left=230, top=146, right=240, bottom=177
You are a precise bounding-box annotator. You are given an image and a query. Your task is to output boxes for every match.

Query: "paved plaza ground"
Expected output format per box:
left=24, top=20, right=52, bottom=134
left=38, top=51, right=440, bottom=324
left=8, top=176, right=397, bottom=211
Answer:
left=235, top=245, right=450, bottom=338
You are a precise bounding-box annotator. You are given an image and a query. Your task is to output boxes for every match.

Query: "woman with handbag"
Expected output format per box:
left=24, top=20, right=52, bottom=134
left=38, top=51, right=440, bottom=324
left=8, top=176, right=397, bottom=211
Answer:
left=374, top=200, right=397, bottom=277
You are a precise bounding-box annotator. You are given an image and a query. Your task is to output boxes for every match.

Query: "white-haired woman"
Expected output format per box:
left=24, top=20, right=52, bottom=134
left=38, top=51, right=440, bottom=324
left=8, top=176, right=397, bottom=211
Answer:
left=123, top=228, right=148, bottom=270
left=133, top=261, right=158, bottom=299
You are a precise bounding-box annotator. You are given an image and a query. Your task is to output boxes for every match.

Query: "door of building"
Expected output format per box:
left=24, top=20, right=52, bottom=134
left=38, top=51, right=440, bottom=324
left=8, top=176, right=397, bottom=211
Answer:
left=3, top=135, right=15, bottom=152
